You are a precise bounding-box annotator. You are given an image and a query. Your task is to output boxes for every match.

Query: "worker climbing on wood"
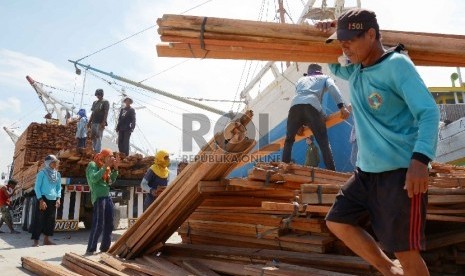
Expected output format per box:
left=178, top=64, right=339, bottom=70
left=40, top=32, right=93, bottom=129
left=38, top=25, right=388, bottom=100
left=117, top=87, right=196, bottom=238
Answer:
left=318, top=8, right=440, bottom=276
left=282, top=63, right=350, bottom=170
left=140, top=150, right=170, bottom=211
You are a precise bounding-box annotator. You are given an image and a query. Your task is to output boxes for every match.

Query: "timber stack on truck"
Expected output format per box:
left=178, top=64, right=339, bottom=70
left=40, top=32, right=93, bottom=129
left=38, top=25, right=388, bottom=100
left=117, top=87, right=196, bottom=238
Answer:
left=9, top=76, right=154, bottom=232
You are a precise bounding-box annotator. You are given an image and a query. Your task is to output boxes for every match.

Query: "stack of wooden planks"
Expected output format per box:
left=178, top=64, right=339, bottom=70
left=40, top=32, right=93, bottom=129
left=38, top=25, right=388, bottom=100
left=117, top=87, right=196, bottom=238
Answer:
left=20, top=146, right=465, bottom=275
left=108, top=111, right=257, bottom=259
left=12, top=122, right=81, bottom=177
left=156, top=14, right=465, bottom=67
left=57, top=149, right=154, bottom=179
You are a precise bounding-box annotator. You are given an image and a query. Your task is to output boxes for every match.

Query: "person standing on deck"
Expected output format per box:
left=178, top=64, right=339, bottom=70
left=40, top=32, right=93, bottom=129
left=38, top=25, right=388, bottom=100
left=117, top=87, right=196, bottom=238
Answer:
left=85, top=149, right=119, bottom=255
left=282, top=63, right=350, bottom=170
left=318, top=8, right=440, bottom=275
left=116, top=97, right=136, bottom=156
left=140, top=150, right=170, bottom=211
left=87, top=89, right=109, bottom=153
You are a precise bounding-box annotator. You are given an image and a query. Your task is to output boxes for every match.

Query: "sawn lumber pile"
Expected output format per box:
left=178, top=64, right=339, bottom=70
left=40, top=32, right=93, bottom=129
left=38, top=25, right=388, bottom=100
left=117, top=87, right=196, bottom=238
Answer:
left=13, top=120, right=154, bottom=189
left=156, top=14, right=465, bottom=67
left=12, top=122, right=84, bottom=189
left=57, top=149, right=154, bottom=179
left=108, top=110, right=257, bottom=259
left=21, top=155, right=465, bottom=274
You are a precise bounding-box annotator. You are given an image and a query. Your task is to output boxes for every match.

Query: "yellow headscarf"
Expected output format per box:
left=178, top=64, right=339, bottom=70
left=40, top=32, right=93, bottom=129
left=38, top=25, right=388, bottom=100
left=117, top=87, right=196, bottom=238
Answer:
left=150, top=150, right=170, bottom=179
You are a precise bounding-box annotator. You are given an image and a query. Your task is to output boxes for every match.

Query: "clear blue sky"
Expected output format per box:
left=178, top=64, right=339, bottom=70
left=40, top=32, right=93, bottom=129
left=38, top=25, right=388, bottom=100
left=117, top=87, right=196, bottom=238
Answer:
left=1, top=0, right=465, bottom=178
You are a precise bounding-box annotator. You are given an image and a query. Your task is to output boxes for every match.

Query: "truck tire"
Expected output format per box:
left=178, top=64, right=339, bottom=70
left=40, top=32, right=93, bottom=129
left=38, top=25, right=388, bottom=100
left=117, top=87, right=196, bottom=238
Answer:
left=113, top=203, right=121, bottom=230
left=22, top=197, right=30, bottom=231
left=27, top=198, right=38, bottom=233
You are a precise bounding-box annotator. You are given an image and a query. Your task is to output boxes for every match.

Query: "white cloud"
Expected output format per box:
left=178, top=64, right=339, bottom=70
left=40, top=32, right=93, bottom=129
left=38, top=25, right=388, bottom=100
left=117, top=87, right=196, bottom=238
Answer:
left=0, top=97, right=21, bottom=113
left=0, top=49, right=76, bottom=89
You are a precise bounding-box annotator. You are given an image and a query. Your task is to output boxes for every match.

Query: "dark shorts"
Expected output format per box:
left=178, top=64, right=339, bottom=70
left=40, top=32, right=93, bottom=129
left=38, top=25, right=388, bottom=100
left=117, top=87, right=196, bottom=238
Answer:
left=325, top=168, right=427, bottom=253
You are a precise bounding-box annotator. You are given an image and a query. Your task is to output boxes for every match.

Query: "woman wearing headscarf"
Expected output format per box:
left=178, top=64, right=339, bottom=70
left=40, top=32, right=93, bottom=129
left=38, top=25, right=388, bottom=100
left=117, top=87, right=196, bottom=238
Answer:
left=31, top=155, right=61, bottom=247
left=140, top=150, right=170, bottom=211
left=76, top=108, right=88, bottom=151
left=85, top=148, right=119, bottom=255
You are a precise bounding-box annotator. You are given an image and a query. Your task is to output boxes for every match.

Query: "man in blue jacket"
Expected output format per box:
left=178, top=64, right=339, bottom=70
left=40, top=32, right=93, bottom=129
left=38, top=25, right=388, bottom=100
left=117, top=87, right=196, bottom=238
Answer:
left=319, top=8, right=440, bottom=276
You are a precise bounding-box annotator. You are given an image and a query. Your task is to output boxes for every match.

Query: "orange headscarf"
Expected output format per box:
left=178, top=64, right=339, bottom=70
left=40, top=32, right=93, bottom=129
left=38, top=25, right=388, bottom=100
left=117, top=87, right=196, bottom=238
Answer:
left=93, top=148, right=113, bottom=182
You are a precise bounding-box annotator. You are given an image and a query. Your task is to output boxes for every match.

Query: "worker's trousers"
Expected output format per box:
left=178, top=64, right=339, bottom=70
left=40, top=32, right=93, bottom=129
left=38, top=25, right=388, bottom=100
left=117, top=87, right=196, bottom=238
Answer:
left=282, top=104, right=335, bottom=171
left=87, top=197, right=114, bottom=253
left=31, top=198, right=57, bottom=240
left=117, top=130, right=131, bottom=156
left=91, top=123, right=103, bottom=153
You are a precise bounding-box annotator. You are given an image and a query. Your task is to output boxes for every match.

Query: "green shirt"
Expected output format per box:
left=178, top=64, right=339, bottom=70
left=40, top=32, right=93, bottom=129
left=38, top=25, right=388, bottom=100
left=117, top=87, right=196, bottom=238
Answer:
left=86, top=161, right=118, bottom=204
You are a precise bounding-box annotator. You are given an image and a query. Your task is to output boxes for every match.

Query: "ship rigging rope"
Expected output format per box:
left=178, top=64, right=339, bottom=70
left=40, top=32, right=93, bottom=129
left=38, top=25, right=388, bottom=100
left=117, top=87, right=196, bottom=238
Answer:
left=86, top=70, right=221, bottom=122
left=73, top=0, right=215, bottom=63
left=86, top=71, right=219, bottom=127
left=8, top=104, right=44, bottom=128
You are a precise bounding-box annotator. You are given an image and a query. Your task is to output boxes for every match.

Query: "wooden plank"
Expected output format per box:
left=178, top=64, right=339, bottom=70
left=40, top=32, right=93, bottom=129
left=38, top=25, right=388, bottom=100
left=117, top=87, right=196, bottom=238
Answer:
left=100, top=253, right=146, bottom=276
left=141, top=256, right=192, bottom=276
left=178, top=228, right=329, bottom=253
left=21, top=256, right=81, bottom=276
left=161, top=244, right=373, bottom=272
left=244, top=263, right=356, bottom=276
left=261, top=201, right=331, bottom=214
left=426, top=214, right=465, bottom=223
left=188, top=211, right=283, bottom=226
left=155, top=14, right=465, bottom=67
left=428, top=195, right=465, bottom=204
left=122, top=262, right=165, bottom=276
left=63, top=253, right=126, bottom=276
left=183, top=219, right=281, bottom=238
left=427, top=230, right=465, bottom=250
left=198, top=181, right=227, bottom=193
left=168, top=257, right=249, bottom=276
left=181, top=260, right=221, bottom=276
left=61, top=258, right=99, bottom=276
left=110, top=111, right=256, bottom=258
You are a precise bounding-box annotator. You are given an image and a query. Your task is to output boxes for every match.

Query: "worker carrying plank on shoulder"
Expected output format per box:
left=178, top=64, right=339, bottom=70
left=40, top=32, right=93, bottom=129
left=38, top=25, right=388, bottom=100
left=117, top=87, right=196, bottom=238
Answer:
left=317, top=8, right=440, bottom=276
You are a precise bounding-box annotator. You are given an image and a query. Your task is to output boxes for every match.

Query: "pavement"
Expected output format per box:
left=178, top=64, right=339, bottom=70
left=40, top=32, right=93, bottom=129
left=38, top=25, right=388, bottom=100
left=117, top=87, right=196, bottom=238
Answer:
left=0, top=221, right=182, bottom=275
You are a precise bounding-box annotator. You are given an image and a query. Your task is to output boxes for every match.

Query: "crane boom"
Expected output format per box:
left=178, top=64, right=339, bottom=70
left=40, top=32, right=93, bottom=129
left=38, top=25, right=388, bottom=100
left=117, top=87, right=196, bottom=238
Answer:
left=68, top=60, right=227, bottom=116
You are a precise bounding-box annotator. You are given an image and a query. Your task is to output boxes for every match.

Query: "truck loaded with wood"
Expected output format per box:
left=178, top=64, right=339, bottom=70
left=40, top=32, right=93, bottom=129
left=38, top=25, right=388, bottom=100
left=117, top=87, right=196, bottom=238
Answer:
left=9, top=119, right=154, bottom=232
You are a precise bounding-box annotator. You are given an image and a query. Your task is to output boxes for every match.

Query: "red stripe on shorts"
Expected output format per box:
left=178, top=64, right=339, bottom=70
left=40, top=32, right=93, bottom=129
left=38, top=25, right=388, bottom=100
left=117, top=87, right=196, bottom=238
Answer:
left=410, top=194, right=422, bottom=250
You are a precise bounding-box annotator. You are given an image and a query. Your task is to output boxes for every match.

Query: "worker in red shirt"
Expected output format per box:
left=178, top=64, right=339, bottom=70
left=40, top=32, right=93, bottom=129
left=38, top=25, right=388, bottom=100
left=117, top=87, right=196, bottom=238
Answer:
left=0, top=179, right=20, bottom=234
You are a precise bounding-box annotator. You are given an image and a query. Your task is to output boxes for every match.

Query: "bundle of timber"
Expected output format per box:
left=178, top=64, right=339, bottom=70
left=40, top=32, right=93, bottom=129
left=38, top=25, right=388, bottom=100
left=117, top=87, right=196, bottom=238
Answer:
left=57, top=149, right=154, bottom=179
left=22, top=251, right=364, bottom=276
left=14, top=122, right=78, bottom=155
left=12, top=122, right=82, bottom=177
left=21, top=154, right=465, bottom=274
left=16, top=161, right=41, bottom=191
left=108, top=110, right=256, bottom=259
left=156, top=14, right=465, bottom=67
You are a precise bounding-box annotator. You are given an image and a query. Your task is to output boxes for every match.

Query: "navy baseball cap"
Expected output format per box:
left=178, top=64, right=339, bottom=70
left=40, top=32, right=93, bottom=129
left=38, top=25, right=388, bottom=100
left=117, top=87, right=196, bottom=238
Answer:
left=326, top=8, right=379, bottom=43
